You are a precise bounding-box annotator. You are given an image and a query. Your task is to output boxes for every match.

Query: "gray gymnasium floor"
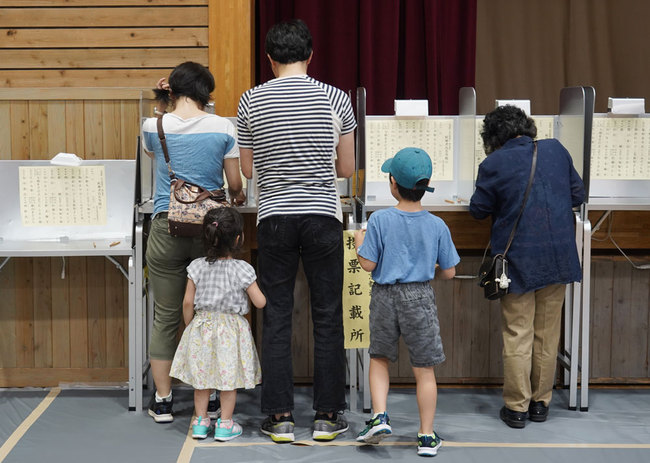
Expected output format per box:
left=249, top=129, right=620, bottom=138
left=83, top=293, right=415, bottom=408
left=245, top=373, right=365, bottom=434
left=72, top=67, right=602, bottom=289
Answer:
left=1, top=386, right=649, bottom=463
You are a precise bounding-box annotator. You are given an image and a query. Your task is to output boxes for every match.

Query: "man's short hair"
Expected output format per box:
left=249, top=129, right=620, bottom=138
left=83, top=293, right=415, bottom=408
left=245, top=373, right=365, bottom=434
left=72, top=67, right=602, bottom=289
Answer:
left=265, top=19, right=313, bottom=64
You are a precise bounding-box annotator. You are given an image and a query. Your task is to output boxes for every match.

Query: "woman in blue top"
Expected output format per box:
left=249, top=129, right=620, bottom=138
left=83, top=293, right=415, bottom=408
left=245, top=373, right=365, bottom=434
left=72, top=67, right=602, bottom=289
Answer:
left=470, top=105, right=585, bottom=429
left=141, top=61, right=246, bottom=423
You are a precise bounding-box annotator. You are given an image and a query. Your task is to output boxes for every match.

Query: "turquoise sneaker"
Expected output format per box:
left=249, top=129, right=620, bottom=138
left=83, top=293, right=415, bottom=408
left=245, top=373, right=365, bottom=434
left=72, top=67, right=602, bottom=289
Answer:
left=191, top=416, right=211, bottom=439
left=214, top=418, right=243, bottom=441
left=417, top=432, right=442, bottom=457
left=356, top=412, right=392, bottom=444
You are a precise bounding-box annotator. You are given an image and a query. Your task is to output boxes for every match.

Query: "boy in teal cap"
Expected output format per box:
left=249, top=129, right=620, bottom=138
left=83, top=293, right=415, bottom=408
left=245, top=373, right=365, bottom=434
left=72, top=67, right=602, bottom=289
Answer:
left=354, top=147, right=460, bottom=457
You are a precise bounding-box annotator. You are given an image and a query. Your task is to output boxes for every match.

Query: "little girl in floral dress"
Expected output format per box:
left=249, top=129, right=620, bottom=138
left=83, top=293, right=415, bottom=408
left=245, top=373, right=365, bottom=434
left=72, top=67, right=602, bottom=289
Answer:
left=170, top=207, right=265, bottom=440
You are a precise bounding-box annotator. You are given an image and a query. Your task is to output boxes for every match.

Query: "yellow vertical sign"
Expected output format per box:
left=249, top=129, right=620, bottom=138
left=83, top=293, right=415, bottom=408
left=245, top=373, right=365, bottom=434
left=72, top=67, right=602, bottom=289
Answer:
left=342, top=229, right=372, bottom=349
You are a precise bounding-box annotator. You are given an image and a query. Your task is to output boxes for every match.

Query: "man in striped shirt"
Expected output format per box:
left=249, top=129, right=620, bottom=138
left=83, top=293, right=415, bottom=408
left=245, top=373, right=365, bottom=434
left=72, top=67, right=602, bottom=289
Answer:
left=237, top=19, right=356, bottom=443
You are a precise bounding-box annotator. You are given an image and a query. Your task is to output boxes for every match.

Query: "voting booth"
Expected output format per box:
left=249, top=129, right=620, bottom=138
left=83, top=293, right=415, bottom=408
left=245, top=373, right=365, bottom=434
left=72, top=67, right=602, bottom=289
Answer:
left=348, top=86, right=598, bottom=412
left=0, top=159, right=143, bottom=410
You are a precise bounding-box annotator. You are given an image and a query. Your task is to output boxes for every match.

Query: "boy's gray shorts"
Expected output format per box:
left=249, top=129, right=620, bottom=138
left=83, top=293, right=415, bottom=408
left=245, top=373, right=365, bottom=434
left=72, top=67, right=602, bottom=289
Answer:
left=369, top=281, right=445, bottom=367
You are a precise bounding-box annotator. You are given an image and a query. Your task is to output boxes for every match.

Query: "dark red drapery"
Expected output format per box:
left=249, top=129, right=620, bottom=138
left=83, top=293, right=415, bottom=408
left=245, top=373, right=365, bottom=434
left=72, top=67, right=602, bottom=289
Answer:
left=256, top=0, right=476, bottom=115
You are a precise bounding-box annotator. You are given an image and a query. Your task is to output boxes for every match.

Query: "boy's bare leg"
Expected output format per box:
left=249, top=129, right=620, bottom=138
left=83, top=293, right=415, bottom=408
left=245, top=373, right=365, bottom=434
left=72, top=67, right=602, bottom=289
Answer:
left=369, top=357, right=390, bottom=413
left=412, top=366, right=437, bottom=434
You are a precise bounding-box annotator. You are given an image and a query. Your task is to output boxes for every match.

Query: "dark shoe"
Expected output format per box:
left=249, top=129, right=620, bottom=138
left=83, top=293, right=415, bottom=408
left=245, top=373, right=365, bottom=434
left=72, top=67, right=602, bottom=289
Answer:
left=207, top=396, right=221, bottom=420
left=147, top=393, right=174, bottom=423
left=528, top=401, right=549, bottom=422
left=500, top=406, right=526, bottom=429
left=260, top=414, right=295, bottom=443
left=417, top=432, right=442, bottom=457
left=313, top=412, right=349, bottom=441
left=356, top=411, right=392, bottom=444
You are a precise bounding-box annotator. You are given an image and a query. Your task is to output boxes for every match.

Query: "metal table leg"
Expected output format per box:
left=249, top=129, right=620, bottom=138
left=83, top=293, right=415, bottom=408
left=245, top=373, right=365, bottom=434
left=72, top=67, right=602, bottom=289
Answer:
left=580, top=218, right=592, bottom=411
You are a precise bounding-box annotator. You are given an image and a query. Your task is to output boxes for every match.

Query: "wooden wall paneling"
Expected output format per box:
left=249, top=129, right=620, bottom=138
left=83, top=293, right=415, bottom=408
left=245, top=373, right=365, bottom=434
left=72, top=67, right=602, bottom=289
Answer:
left=15, top=259, right=35, bottom=367
left=0, top=259, right=17, bottom=368
left=104, top=258, right=126, bottom=368
left=292, top=263, right=310, bottom=379
left=33, top=258, right=53, bottom=368
left=11, top=102, right=30, bottom=160
left=590, top=211, right=650, bottom=250
left=432, top=275, right=454, bottom=380
left=439, top=212, right=491, bottom=250
left=0, top=102, right=11, bottom=159
left=487, top=299, right=503, bottom=379
left=590, top=258, right=614, bottom=378
left=467, top=266, right=490, bottom=378
left=65, top=100, right=85, bottom=157
left=69, top=257, right=89, bottom=368
left=0, top=70, right=190, bottom=89
left=47, top=101, right=67, bottom=155
left=28, top=101, right=49, bottom=160
left=51, top=257, right=71, bottom=368
left=610, top=261, right=641, bottom=377
left=0, top=29, right=208, bottom=49
left=0, top=49, right=207, bottom=70
left=0, top=7, right=207, bottom=28
left=5, top=1, right=208, bottom=6
left=632, top=265, right=650, bottom=377
left=87, top=257, right=107, bottom=368
left=209, top=0, right=254, bottom=116
left=0, top=368, right=127, bottom=388
left=647, top=267, right=650, bottom=380
left=451, top=266, right=471, bottom=377
left=84, top=101, right=103, bottom=160
left=102, top=101, right=121, bottom=159
left=120, top=100, right=140, bottom=160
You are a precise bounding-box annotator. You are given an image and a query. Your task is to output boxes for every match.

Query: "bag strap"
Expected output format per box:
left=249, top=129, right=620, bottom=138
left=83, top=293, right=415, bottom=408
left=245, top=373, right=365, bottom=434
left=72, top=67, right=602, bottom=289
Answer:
left=156, top=115, right=177, bottom=181
left=503, top=142, right=538, bottom=257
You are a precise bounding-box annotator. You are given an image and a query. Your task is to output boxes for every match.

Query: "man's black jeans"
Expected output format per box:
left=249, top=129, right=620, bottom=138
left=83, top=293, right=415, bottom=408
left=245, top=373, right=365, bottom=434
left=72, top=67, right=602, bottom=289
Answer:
left=257, top=214, right=347, bottom=415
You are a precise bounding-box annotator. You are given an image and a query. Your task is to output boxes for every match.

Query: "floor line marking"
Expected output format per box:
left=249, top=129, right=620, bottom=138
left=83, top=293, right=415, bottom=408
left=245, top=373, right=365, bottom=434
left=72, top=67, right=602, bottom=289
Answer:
left=175, top=416, right=197, bottom=463
left=194, top=440, right=650, bottom=449
left=0, top=387, right=61, bottom=463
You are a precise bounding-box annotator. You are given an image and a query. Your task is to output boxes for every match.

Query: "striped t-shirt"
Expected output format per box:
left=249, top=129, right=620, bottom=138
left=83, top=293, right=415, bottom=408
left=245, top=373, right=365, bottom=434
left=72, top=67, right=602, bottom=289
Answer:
left=237, top=75, right=357, bottom=222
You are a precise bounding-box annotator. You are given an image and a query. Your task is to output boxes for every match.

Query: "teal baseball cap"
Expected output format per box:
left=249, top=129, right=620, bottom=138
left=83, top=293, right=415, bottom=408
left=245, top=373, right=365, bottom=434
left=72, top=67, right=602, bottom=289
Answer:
left=381, top=147, right=435, bottom=192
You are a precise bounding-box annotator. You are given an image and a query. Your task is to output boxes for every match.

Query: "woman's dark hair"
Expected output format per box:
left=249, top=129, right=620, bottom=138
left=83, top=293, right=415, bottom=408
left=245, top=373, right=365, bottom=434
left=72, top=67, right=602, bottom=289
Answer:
left=391, top=175, right=427, bottom=202
left=481, top=105, right=537, bottom=154
left=203, top=207, right=244, bottom=262
left=153, top=61, right=215, bottom=109
left=265, top=19, right=313, bottom=64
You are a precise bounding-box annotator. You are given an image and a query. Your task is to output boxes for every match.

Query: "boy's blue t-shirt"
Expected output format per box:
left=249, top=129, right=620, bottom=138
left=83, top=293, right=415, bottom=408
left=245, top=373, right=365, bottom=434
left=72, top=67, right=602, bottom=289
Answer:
left=358, top=208, right=460, bottom=285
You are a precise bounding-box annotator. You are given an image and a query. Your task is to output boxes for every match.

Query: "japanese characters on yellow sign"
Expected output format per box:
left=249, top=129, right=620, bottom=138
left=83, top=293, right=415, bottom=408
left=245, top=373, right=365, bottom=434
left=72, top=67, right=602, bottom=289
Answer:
left=342, top=229, right=372, bottom=349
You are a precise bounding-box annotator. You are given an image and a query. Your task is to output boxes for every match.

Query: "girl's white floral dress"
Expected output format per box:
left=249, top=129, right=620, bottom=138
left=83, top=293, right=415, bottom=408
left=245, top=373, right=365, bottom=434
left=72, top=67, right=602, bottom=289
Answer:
left=170, top=258, right=261, bottom=390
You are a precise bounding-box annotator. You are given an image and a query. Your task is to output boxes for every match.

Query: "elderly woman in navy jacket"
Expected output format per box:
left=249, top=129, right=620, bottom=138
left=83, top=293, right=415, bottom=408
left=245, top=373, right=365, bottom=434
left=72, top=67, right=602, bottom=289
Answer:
left=470, top=105, right=585, bottom=429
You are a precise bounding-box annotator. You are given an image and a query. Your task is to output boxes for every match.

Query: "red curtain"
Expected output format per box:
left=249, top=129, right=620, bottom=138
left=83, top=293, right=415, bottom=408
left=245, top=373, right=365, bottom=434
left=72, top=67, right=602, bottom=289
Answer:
left=256, top=0, right=476, bottom=115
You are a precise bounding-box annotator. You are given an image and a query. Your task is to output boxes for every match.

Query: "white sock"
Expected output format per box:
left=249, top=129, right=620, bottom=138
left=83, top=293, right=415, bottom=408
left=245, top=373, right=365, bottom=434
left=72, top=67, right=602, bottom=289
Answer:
left=373, top=411, right=386, bottom=419
left=155, top=391, right=172, bottom=402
